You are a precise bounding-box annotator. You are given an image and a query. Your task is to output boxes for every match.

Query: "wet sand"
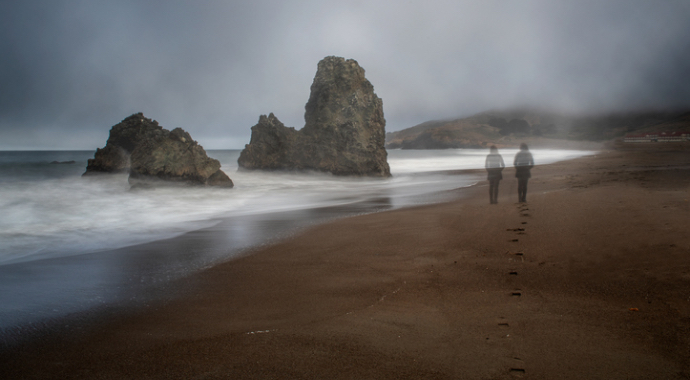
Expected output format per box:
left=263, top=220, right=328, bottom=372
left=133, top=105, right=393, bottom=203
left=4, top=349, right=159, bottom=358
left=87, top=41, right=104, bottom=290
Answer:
left=2, top=143, right=689, bottom=379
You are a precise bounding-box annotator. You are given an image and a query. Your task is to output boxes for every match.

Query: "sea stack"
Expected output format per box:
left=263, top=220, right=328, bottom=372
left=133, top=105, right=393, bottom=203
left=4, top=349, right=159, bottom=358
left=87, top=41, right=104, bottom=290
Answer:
left=84, top=113, right=233, bottom=188
left=238, top=56, right=391, bottom=177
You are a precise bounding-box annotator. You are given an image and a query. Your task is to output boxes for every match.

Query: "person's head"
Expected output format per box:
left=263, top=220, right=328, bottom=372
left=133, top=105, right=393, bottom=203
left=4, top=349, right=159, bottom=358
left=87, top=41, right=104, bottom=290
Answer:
left=520, top=143, right=529, bottom=151
left=490, top=145, right=498, bottom=153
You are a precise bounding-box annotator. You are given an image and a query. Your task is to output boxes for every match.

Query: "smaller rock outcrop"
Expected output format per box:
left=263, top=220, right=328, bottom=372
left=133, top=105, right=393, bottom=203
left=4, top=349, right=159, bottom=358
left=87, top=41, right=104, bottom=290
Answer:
left=237, top=113, right=300, bottom=171
left=238, top=56, right=390, bottom=177
left=84, top=113, right=233, bottom=188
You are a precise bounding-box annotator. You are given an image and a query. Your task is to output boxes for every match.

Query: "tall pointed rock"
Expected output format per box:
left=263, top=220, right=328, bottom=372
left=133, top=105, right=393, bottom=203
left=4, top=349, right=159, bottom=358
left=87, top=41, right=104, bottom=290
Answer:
left=238, top=56, right=390, bottom=177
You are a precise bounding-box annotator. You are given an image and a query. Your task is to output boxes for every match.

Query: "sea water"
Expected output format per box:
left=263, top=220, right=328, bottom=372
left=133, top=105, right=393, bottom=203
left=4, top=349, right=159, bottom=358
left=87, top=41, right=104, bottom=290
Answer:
left=0, top=148, right=592, bottom=265
left=0, top=148, right=593, bottom=335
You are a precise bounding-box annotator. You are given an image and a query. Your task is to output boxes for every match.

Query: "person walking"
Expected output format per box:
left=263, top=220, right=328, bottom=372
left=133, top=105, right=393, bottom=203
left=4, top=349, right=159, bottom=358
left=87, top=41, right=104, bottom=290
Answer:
left=513, top=143, right=534, bottom=203
left=485, top=145, right=505, bottom=204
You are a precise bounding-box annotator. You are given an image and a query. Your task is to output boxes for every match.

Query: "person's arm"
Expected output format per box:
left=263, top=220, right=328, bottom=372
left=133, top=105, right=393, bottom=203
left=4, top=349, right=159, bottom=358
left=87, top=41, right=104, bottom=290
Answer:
left=499, top=155, right=505, bottom=169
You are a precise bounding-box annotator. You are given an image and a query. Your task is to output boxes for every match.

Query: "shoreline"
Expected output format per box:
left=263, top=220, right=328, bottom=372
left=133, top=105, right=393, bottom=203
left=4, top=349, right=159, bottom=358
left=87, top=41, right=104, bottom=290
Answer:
left=0, top=170, right=475, bottom=345
left=2, top=143, right=689, bottom=379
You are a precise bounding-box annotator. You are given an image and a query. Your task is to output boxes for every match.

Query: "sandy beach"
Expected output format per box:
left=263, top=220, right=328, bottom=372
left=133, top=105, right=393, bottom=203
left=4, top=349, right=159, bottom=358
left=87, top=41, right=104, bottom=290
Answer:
left=2, top=142, right=689, bottom=379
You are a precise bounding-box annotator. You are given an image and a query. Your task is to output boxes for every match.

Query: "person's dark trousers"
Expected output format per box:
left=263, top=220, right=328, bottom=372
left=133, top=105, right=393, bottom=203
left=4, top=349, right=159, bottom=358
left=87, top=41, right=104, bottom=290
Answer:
left=489, top=179, right=500, bottom=204
left=517, top=179, right=528, bottom=202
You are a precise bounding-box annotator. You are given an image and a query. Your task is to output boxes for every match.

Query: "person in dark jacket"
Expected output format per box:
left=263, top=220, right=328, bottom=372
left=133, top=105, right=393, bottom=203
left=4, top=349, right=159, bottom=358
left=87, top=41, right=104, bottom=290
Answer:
left=485, top=145, right=505, bottom=204
left=513, top=143, right=534, bottom=203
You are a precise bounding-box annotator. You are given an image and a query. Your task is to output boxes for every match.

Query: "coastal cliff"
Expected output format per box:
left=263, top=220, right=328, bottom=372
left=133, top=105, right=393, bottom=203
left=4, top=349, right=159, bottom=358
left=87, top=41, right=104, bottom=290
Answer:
left=386, top=109, right=690, bottom=149
left=84, top=113, right=233, bottom=187
left=238, top=56, right=390, bottom=177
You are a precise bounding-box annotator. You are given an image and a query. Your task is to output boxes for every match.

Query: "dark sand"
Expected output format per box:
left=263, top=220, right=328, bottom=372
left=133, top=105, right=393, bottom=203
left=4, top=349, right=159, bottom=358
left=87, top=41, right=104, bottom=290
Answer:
left=2, top=143, right=689, bottom=379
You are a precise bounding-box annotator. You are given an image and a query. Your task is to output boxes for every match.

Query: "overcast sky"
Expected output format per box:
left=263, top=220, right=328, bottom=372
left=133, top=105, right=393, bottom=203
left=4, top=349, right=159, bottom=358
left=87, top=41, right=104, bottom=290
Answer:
left=1, top=0, right=689, bottom=150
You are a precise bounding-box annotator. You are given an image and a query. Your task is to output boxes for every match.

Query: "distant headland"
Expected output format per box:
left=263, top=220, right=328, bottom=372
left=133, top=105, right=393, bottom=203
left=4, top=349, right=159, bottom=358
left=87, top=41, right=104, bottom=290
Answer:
left=386, top=108, right=690, bottom=149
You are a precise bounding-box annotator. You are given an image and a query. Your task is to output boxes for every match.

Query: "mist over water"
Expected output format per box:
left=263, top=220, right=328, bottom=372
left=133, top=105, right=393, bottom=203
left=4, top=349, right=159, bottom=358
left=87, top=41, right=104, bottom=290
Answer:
left=2, top=1, right=690, bottom=150
left=0, top=148, right=593, bottom=335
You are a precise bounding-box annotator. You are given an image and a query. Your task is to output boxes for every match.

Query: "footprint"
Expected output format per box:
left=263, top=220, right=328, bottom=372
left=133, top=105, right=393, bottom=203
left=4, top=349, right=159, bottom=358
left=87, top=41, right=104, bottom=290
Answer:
left=509, top=368, right=526, bottom=377
left=509, top=357, right=526, bottom=376
left=507, top=251, right=524, bottom=261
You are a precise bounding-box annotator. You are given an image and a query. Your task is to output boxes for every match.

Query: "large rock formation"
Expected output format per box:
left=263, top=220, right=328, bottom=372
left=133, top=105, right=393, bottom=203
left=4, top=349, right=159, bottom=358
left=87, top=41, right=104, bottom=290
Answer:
left=238, top=56, right=390, bottom=177
left=84, top=113, right=233, bottom=188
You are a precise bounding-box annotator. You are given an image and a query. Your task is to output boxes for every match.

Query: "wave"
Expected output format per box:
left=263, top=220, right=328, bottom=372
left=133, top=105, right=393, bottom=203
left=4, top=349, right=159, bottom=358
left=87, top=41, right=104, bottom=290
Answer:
left=0, top=149, right=594, bottom=264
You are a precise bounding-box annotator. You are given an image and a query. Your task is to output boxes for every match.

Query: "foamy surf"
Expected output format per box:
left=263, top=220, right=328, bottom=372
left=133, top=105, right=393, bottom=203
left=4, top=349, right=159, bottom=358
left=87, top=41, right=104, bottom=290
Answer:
left=0, top=149, right=594, bottom=264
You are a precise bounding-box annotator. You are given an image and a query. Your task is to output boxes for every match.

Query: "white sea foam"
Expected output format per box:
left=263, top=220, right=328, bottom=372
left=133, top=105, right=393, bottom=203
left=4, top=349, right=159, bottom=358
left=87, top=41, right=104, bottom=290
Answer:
left=0, top=149, right=594, bottom=264
left=386, top=148, right=595, bottom=174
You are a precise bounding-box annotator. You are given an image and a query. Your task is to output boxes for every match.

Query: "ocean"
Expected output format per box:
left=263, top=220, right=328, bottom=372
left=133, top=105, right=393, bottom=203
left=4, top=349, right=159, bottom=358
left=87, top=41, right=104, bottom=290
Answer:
left=0, top=148, right=594, bottom=338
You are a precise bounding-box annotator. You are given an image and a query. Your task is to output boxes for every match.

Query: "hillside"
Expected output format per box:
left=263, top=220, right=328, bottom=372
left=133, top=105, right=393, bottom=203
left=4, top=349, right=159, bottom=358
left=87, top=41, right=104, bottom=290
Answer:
left=386, top=109, right=690, bottom=149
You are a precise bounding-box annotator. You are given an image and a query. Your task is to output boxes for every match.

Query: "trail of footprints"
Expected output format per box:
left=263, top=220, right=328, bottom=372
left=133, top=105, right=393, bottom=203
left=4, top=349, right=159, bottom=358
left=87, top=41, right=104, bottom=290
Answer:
left=508, top=204, right=530, bottom=242
left=500, top=204, right=531, bottom=377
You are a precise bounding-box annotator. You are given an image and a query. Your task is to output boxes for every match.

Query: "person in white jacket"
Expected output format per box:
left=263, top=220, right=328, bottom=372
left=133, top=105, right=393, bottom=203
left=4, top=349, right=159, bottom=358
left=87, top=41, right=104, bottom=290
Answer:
left=485, top=145, right=505, bottom=204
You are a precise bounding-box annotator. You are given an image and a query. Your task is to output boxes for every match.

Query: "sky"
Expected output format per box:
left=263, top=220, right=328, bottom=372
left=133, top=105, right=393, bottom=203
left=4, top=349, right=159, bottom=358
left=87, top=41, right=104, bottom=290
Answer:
left=1, top=0, right=689, bottom=150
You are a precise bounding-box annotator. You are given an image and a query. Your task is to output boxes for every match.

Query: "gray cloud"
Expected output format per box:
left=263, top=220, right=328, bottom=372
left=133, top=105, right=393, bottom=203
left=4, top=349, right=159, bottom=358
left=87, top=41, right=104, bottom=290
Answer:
left=1, top=0, right=689, bottom=149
